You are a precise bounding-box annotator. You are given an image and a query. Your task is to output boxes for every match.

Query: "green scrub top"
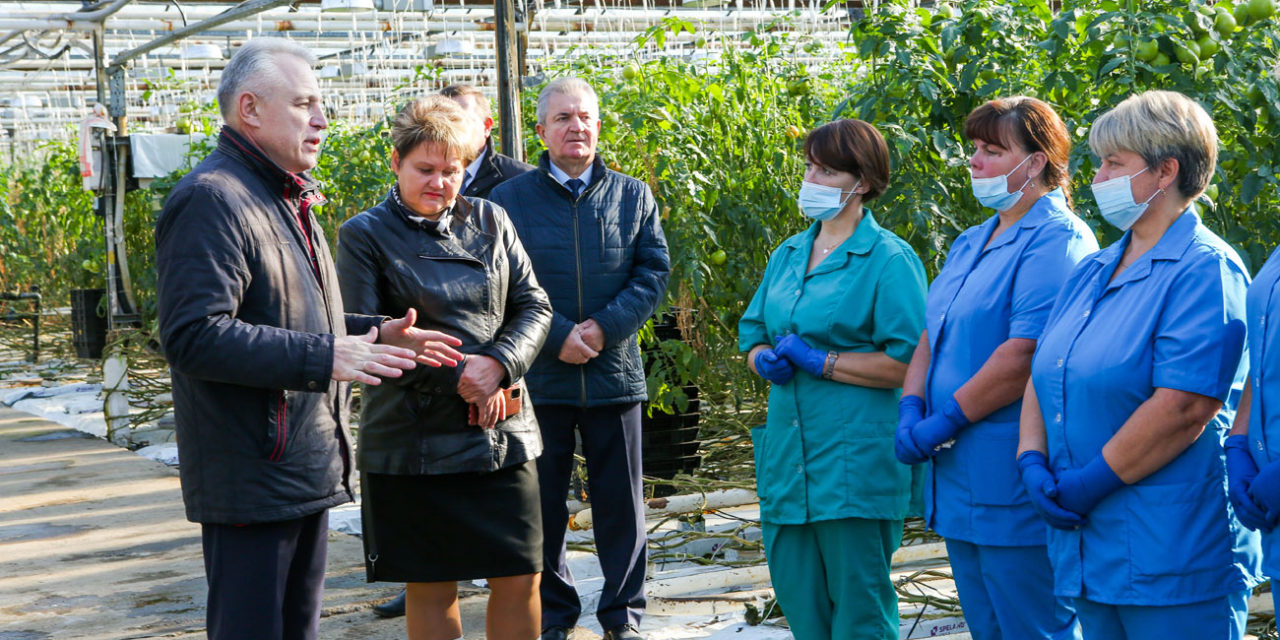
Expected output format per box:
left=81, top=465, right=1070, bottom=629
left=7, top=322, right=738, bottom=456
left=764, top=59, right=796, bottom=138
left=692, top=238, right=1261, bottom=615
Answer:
left=740, top=211, right=927, bottom=525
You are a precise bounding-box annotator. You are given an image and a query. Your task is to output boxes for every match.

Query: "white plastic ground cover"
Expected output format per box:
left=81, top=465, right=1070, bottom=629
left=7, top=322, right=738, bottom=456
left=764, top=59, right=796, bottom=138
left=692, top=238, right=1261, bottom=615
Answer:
left=0, top=378, right=977, bottom=637
left=10, top=393, right=110, bottom=437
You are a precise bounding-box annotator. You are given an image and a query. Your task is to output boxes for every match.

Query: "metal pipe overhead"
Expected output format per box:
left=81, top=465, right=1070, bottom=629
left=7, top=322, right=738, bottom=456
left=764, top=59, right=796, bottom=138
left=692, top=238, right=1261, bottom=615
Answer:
left=107, top=0, right=295, bottom=71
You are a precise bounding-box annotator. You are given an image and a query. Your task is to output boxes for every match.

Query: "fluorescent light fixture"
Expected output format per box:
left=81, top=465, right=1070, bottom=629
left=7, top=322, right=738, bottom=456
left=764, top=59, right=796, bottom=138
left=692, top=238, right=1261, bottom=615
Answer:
left=682, top=0, right=725, bottom=7
left=319, top=62, right=369, bottom=78
left=321, top=0, right=376, bottom=12
left=428, top=38, right=474, bottom=58
left=378, top=0, right=433, bottom=10
left=181, top=44, right=224, bottom=60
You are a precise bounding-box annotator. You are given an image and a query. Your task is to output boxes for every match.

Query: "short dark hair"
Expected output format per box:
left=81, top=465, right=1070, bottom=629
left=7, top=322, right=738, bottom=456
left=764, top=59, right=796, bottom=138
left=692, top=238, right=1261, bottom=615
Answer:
left=802, top=119, right=890, bottom=200
left=965, top=96, right=1074, bottom=206
left=440, top=83, right=491, bottom=122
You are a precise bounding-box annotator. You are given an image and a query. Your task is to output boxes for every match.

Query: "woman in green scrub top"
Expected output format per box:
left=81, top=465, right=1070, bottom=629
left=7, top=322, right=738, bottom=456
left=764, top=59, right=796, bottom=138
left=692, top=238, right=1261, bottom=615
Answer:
left=739, top=118, right=927, bottom=640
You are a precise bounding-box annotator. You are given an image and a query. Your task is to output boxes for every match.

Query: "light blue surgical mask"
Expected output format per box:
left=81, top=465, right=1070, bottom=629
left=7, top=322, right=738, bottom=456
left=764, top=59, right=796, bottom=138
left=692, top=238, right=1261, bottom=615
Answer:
left=798, top=180, right=860, bottom=221
left=1091, top=166, right=1162, bottom=231
left=970, top=154, right=1032, bottom=211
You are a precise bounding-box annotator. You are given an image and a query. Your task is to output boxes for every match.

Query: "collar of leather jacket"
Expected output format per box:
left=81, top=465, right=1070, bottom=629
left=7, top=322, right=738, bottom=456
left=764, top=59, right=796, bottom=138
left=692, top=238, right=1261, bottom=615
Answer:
left=536, top=150, right=609, bottom=198
left=384, top=185, right=474, bottom=236
left=217, top=126, right=325, bottom=204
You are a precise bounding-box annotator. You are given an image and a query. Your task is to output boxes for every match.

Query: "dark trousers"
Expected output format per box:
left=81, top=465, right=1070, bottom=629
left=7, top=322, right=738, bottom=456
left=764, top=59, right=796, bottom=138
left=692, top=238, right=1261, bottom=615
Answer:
left=201, top=510, right=329, bottom=640
left=536, top=402, right=647, bottom=630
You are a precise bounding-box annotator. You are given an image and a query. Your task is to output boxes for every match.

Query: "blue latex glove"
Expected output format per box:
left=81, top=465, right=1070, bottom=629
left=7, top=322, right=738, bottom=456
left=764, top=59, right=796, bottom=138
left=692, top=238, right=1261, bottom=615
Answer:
left=1017, top=451, right=1086, bottom=530
left=1250, top=459, right=1280, bottom=521
left=1054, top=455, right=1126, bottom=517
left=910, top=396, right=971, bottom=457
left=753, top=348, right=794, bottom=385
left=774, top=334, right=826, bottom=378
left=895, top=395, right=928, bottom=465
left=1225, top=435, right=1275, bottom=532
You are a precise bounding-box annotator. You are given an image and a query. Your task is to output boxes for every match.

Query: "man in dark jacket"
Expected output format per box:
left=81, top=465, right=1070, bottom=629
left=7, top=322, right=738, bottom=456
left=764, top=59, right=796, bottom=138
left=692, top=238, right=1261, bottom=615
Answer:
left=155, top=38, right=461, bottom=640
left=368, top=82, right=539, bottom=621
left=442, top=83, right=535, bottom=199
left=489, top=77, right=670, bottom=640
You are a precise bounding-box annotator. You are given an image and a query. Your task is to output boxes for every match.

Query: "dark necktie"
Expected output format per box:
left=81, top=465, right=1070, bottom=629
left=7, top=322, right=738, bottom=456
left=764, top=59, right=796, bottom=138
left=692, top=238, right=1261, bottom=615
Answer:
left=566, top=178, right=584, bottom=198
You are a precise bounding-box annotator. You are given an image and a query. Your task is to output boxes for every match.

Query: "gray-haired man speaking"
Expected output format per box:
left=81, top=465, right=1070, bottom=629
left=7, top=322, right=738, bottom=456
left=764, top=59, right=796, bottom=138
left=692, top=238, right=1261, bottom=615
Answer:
left=155, top=38, right=462, bottom=640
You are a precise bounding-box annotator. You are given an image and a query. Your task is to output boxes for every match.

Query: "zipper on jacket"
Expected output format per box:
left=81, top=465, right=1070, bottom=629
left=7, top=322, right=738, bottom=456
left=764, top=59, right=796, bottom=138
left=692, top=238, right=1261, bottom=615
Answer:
left=270, top=390, right=288, bottom=462
left=572, top=195, right=587, bottom=407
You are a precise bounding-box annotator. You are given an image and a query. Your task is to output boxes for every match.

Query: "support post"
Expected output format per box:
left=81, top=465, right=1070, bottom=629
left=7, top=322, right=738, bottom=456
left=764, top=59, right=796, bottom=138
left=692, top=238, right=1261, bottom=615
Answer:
left=494, top=0, right=523, bottom=161
left=103, top=350, right=131, bottom=446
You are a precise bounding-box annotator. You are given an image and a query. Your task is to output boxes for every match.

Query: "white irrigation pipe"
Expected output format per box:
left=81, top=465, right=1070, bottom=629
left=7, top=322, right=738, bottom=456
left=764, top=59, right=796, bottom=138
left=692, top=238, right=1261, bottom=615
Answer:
left=570, top=488, right=759, bottom=531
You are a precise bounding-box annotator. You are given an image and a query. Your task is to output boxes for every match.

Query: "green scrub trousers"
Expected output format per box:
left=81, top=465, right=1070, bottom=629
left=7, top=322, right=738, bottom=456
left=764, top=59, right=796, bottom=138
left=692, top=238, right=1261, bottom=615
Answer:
left=763, top=517, right=903, bottom=640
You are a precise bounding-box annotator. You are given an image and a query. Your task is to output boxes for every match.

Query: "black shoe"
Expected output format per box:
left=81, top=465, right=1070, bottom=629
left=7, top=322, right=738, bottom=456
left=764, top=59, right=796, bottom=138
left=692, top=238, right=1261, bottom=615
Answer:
left=603, top=624, right=644, bottom=640
left=540, top=626, right=571, bottom=640
left=372, top=590, right=406, bottom=618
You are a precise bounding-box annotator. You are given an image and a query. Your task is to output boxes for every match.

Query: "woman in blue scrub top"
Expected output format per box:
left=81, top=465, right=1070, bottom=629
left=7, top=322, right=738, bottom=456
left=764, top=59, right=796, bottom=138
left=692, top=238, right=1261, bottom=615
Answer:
left=1018, top=90, right=1262, bottom=640
left=895, top=96, right=1096, bottom=640
left=740, top=119, right=927, bottom=640
left=1227, top=185, right=1280, bottom=606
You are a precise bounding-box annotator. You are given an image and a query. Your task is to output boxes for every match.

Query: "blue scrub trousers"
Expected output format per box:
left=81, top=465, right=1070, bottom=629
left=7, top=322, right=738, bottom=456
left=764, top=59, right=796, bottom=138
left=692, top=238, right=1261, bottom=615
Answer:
left=762, top=518, right=902, bottom=640
left=1073, top=590, right=1249, bottom=640
left=945, top=539, right=1079, bottom=640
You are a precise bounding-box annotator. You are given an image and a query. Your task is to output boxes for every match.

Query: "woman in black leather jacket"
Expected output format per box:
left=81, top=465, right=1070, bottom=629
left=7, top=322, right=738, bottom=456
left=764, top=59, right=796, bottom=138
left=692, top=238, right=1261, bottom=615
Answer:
left=336, top=96, right=552, bottom=640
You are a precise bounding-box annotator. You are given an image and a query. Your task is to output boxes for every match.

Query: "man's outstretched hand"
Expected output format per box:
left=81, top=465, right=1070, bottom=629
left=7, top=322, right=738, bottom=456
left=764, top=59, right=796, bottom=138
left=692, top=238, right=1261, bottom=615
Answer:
left=332, top=327, right=420, bottom=386
left=379, top=308, right=464, bottom=367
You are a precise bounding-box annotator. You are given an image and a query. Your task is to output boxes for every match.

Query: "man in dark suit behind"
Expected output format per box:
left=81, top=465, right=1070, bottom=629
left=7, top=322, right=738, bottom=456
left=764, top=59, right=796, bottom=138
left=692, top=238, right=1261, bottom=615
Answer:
left=369, top=83, right=535, bottom=622
left=443, top=83, right=535, bottom=199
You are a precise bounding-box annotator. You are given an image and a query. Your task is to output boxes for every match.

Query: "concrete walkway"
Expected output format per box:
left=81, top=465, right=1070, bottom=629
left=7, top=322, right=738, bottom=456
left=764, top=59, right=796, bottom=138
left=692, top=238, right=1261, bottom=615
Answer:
left=0, top=406, right=490, bottom=640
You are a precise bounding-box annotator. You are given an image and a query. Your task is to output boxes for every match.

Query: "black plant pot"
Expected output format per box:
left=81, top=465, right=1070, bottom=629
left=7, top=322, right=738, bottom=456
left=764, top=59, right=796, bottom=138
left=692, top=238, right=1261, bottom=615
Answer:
left=70, top=288, right=107, bottom=360
left=642, top=310, right=702, bottom=497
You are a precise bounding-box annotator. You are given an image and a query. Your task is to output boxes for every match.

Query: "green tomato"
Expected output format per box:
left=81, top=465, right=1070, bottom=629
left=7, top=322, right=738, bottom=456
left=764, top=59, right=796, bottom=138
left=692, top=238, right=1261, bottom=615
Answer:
left=1235, top=2, right=1253, bottom=26
left=1175, top=40, right=1201, bottom=65
left=936, top=3, right=956, bottom=20
left=1222, top=157, right=1238, bottom=170
left=622, top=63, right=640, bottom=81
left=358, top=150, right=372, bottom=162
left=1249, top=0, right=1276, bottom=20
left=1153, top=51, right=1173, bottom=66
left=696, top=36, right=707, bottom=48
left=1197, top=34, right=1220, bottom=57
left=1204, top=184, right=1220, bottom=200
left=1184, top=10, right=1210, bottom=35
left=1216, top=9, right=1238, bottom=35
left=710, top=250, right=727, bottom=266
left=175, top=117, right=192, bottom=134
left=1136, top=38, right=1160, bottom=61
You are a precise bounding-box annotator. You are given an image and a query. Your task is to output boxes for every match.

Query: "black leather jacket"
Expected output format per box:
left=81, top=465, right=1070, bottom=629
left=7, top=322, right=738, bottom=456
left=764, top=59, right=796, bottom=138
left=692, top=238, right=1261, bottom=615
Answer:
left=336, top=190, right=552, bottom=475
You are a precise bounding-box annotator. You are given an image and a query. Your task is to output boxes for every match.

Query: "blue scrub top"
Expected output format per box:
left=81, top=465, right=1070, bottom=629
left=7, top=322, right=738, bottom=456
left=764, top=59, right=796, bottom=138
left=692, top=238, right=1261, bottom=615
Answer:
left=739, top=211, right=927, bottom=525
left=923, top=189, right=1097, bottom=547
left=1031, top=209, right=1262, bottom=606
left=1246, top=245, right=1280, bottom=577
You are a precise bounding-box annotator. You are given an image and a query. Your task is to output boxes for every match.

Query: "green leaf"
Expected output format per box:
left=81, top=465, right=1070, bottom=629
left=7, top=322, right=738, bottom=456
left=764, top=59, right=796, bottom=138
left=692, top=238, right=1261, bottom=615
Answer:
left=1242, top=173, right=1264, bottom=204
left=1098, top=56, right=1126, bottom=76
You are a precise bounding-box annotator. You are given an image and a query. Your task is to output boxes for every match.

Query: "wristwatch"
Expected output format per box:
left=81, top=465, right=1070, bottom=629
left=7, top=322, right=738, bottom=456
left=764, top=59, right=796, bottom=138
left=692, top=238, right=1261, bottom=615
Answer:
left=822, top=351, right=838, bottom=379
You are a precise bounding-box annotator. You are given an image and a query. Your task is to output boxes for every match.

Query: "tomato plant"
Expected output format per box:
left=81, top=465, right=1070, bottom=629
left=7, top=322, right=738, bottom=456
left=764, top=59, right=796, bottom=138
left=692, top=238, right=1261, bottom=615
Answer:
left=1, top=0, right=1277, bottom=418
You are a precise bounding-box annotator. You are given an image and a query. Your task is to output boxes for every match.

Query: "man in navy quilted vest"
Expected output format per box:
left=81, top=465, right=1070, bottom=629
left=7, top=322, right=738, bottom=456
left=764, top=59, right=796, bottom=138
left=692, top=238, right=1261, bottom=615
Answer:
left=489, top=77, right=670, bottom=640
